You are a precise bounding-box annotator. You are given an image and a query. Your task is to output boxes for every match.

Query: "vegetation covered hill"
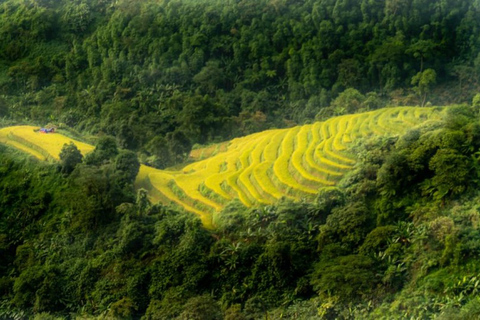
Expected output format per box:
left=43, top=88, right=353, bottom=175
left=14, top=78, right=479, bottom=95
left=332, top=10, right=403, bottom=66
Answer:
left=0, top=0, right=479, bottom=167
left=0, top=106, right=442, bottom=229
left=1, top=0, right=480, bottom=318
left=2, top=102, right=480, bottom=319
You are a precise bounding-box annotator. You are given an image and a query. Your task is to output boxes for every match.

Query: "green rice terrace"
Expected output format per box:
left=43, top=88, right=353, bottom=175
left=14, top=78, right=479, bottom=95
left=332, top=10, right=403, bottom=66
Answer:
left=0, top=106, right=442, bottom=228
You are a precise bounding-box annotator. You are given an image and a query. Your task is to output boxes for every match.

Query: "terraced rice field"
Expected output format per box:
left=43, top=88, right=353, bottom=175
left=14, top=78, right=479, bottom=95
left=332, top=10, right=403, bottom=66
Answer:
left=189, top=142, right=229, bottom=161
left=0, top=126, right=94, bottom=160
left=0, top=107, right=442, bottom=228
left=136, top=107, right=442, bottom=227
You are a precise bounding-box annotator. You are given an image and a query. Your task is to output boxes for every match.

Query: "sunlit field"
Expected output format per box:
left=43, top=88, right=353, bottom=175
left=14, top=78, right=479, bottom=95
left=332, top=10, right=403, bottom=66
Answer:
left=0, top=126, right=94, bottom=160
left=135, top=106, right=442, bottom=227
left=0, top=107, right=442, bottom=228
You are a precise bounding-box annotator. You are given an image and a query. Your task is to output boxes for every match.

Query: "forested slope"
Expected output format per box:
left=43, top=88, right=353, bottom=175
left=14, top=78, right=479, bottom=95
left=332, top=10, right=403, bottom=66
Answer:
left=2, top=102, right=480, bottom=319
left=2, top=0, right=480, bottom=318
left=1, top=0, right=480, bottom=166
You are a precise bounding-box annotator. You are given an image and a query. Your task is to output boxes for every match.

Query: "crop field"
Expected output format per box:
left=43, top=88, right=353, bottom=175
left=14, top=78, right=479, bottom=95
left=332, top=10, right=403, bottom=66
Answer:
left=0, top=107, right=443, bottom=228
left=136, top=106, right=443, bottom=227
left=189, top=142, right=229, bottom=161
left=0, top=126, right=94, bottom=160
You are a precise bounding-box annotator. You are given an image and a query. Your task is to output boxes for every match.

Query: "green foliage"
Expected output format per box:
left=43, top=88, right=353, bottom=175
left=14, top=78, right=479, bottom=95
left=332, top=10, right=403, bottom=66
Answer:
left=68, top=161, right=134, bottom=230
left=359, top=225, right=397, bottom=255
left=438, top=297, right=480, bottom=320
left=108, top=297, right=136, bottom=320
left=473, top=93, right=480, bottom=111
left=318, top=202, right=373, bottom=249
left=0, top=97, right=8, bottom=117
left=33, top=313, right=63, bottom=320
left=166, top=130, right=192, bottom=163
left=426, top=149, right=470, bottom=200
left=3, top=104, right=480, bottom=318
left=142, top=135, right=171, bottom=169
left=193, top=61, right=226, bottom=94
left=0, top=0, right=478, bottom=163
left=114, top=150, right=140, bottom=185
left=2, top=0, right=480, bottom=317
left=176, top=295, right=222, bottom=320
left=224, top=304, right=247, bottom=320
left=84, top=136, right=118, bottom=166
left=411, top=68, right=437, bottom=106
left=59, top=141, right=83, bottom=174
left=311, top=254, right=379, bottom=300
left=331, top=88, right=366, bottom=115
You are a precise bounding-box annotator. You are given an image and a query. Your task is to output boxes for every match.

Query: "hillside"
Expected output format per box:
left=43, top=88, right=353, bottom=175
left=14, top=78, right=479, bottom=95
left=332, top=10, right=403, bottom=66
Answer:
left=0, top=0, right=479, bottom=169
left=0, top=106, right=442, bottom=228
left=1, top=0, right=480, bottom=318
left=2, top=103, right=480, bottom=319
left=137, top=106, right=442, bottom=227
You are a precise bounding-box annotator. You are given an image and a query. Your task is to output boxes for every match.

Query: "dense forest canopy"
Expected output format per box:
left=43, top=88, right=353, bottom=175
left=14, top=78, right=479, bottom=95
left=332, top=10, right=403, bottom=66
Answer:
left=2, top=0, right=480, bottom=319
left=0, top=0, right=480, bottom=165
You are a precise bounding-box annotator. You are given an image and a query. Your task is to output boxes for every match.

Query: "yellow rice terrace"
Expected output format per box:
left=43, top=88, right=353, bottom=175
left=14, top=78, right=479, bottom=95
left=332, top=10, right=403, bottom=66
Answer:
left=0, top=107, right=442, bottom=228
left=135, top=106, right=442, bottom=227
left=0, top=125, right=94, bottom=160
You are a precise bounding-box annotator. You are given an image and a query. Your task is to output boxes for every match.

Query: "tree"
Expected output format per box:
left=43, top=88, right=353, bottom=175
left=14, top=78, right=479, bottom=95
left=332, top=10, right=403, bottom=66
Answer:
left=136, top=188, right=150, bottom=214
left=166, top=130, right=191, bottom=163
left=450, top=64, right=472, bottom=96
left=317, top=202, right=372, bottom=249
left=84, top=136, right=118, bottom=166
left=144, top=136, right=172, bottom=169
left=193, top=61, right=226, bottom=93
left=472, top=93, right=480, bottom=113
left=59, top=142, right=83, bottom=174
left=337, top=59, right=362, bottom=88
left=224, top=304, right=247, bottom=320
left=70, top=165, right=127, bottom=229
left=116, top=122, right=138, bottom=150
left=176, top=295, right=222, bottom=320
left=331, top=88, right=366, bottom=114
left=368, top=32, right=407, bottom=93
left=406, top=40, right=437, bottom=72
left=61, top=2, right=92, bottom=33
left=316, top=187, right=345, bottom=213
left=115, top=150, right=140, bottom=185
left=311, top=254, right=379, bottom=300
left=426, top=148, right=470, bottom=201
left=0, top=97, right=8, bottom=117
left=411, top=68, right=436, bottom=107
